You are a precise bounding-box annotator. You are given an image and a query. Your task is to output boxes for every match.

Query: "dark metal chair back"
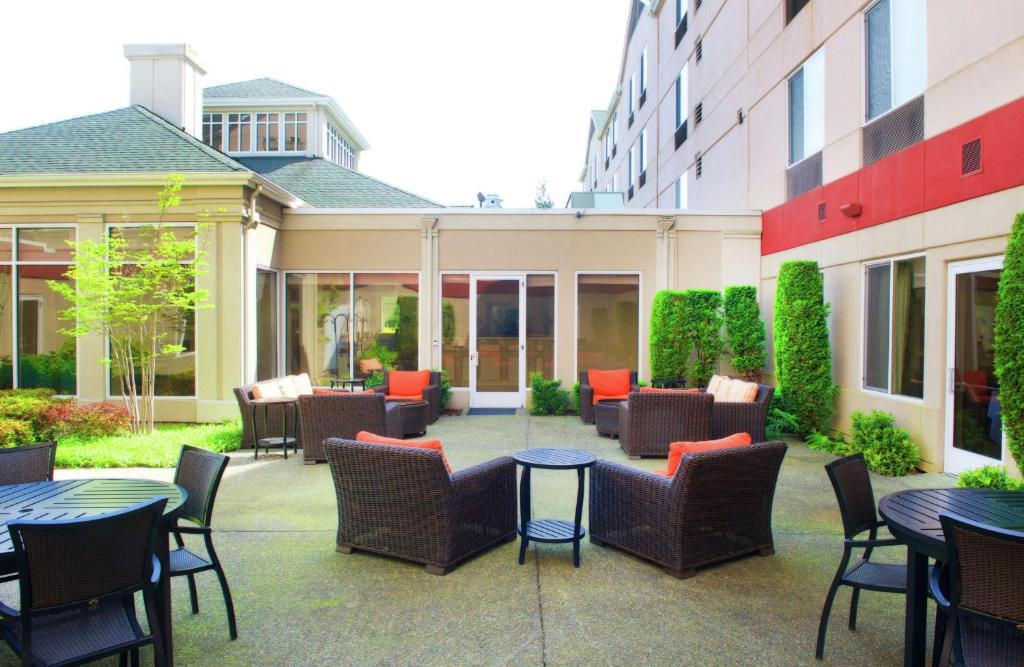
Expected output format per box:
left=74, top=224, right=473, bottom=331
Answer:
left=0, top=442, right=57, bottom=485
left=8, top=497, right=166, bottom=612
left=939, top=512, right=1024, bottom=665
left=825, top=453, right=878, bottom=539
left=174, top=445, right=229, bottom=528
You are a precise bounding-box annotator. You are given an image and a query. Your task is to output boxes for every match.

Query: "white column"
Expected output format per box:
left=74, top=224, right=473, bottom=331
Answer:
left=419, top=216, right=439, bottom=370
left=656, top=217, right=677, bottom=291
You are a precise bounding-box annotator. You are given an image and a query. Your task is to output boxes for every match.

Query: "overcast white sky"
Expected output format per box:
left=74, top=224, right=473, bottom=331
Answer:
left=0, top=0, right=628, bottom=208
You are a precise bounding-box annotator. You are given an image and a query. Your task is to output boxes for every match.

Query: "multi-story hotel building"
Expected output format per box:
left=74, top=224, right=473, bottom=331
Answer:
left=581, top=0, right=1024, bottom=474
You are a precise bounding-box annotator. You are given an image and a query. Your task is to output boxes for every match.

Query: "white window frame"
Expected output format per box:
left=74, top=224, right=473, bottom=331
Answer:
left=611, top=112, right=618, bottom=151
left=640, top=46, right=648, bottom=96
left=788, top=48, right=826, bottom=166
left=254, top=112, right=279, bottom=152
left=676, top=63, right=689, bottom=130
left=573, top=271, right=644, bottom=382
left=640, top=129, right=648, bottom=175
left=628, top=73, right=636, bottom=115
left=863, top=0, right=927, bottom=124
left=226, top=112, right=252, bottom=152
left=627, top=146, right=635, bottom=184
left=675, top=172, right=688, bottom=208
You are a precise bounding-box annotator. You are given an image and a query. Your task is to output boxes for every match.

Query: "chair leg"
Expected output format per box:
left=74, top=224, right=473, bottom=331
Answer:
left=143, top=588, right=168, bottom=667
left=130, top=649, right=140, bottom=667
left=118, top=653, right=128, bottom=667
left=187, top=574, right=199, bottom=614
left=848, top=587, right=862, bottom=630
left=206, top=537, right=238, bottom=640
left=815, top=579, right=847, bottom=660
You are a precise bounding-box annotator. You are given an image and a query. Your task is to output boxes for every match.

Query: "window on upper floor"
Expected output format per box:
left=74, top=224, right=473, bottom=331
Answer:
left=326, top=123, right=356, bottom=169
left=675, top=0, right=688, bottom=47
left=255, top=113, right=279, bottom=152
left=628, top=74, right=636, bottom=126
left=283, top=112, right=308, bottom=151
left=639, top=47, right=648, bottom=108
left=863, top=255, right=926, bottom=399
left=627, top=146, right=635, bottom=199
left=611, top=113, right=619, bottom=155
left=612, top=172, right=619, bottom=192
left=675, top=63, right=689, bottom=149
left=202, top=113, right=222, bottom=150
left=675, top=172, right=688, bottom=208
left=202, top=111, right=308, bottom=154
left=226, top=113, right=252, bottom=152
left=786, top=0, right=810, bottom=24
left=865, top=0, right=926, bottom=122
left=789, top=49, right=825, bottom=165
left=638, top=129, right=648, bottom=187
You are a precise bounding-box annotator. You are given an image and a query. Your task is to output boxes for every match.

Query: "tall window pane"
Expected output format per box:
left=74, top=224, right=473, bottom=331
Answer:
left=0, top=266, right=12, bottom=389
left=354, top=273, right=419, bottom=374
left=676, top=63, right=689, bottom=129
left=526, top=275, right=554, bottom=380
left=577, top=274, right=640, bottom=372
left=227, top=113, right=251, bottom=152
left=441, top=274, right=470, bottom=388
left=255, top=269, right=278, bottom=381
left=286, top=273, right=350, bottom=384
left=18, top=265, right=75, bottom=394
left=891, top=256, right=925, bottom=398
left=255, top=113, right=279, bottom=152
left=284, top=112, right=307, bottom=151
left=864, top=262, right=891, bottom=391
left=866, top=0, right=926, bottom=121
left=789, top=49, right=824, bottom=164
left=202, top=113, right=222, bottom=150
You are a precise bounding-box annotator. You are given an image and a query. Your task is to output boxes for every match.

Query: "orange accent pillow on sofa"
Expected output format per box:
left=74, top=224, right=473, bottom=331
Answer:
left=638, top=387, right=699, bottom=394
left=355, top=431, right=452, bottom=473
left=388, top=370, right=431, bottom=400
left=313, top=388, right=348, bottom=396
left=589, top=368, right=631, bottom=404
left=654, top=433, right=753, bottom=477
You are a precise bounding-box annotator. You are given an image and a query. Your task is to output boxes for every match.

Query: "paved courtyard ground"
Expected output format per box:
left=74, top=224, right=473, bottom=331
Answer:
left=3, top=414, right=949, bottom=666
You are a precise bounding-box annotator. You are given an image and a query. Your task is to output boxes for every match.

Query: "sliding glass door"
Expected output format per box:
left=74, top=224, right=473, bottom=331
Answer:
left=470, top=276, right=524, bottom=408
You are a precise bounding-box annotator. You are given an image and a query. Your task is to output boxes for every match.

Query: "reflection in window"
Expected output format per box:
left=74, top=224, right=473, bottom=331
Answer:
left=256, top=269, right=278, bottom=381
left=952, top=269, right=1002, bottom=460
left=863, top=256, right=925, bottom=397
left=526, top=275, right=555, bottom=380
left=18, top=227, right=74, bottom=262
left=354, top=274, right=418, bottom=375
left=227, top=113, right=252, bottom=152
left=255, top=113, right=279, bottom=152
left=577, top=274, right=640, bottom=373
left=284, top=112, right=307, bottom=151
left=18, top=264, right=75, bottom=394
left=0, top=266, right=11, bottom=389
left=441, top=274, right=470, bottom=388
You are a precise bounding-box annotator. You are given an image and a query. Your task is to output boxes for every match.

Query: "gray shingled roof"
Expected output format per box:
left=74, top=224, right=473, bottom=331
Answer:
left=0, top=106, right=248, bottom=175
left=238, top=156, right=439, bottom=208
left=204, top=77, right=324, bottom=100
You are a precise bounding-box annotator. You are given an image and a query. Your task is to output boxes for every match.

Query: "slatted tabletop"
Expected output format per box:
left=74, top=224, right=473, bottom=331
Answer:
left=513, top=448, right=596, bottom=470
left=0, top=479, right=187, bottom=564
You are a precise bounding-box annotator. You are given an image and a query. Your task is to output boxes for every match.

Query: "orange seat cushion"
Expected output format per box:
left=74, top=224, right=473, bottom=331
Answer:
left=386, top=394, right=424, bottom=402
left=589, top=368, right=631, bottom=404
left=355, top=431, right=452, bottom=473
left=656, top=433, right=753, bottom=477
left=313, top=388, right=348, bottom=396
left=388, top=370, right=431, bottom=400
left=638, top=387, right=699, bottom=394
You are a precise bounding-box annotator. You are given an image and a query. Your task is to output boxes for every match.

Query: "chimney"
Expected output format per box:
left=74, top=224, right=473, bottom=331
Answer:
left=124, top=44, right=207, bottom=138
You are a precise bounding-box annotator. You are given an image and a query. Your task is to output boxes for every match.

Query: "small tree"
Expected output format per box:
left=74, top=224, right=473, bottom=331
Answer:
left=49, top=175, right=210, bottom=433
left=774, top=260, right=836, bottom=436
left=724, top=285, right=767, bottom=382
left=682, top=289, right=723, bottom=387
left=994, top=212, right=1024, bottom=476
left=649, top=290, right=689, bottom=384
left=534, top=179, right=554, bottom=209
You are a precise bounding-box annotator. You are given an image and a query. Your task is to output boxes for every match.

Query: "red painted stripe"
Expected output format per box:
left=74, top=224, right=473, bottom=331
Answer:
left=761, top=96, right=1024, bottom=255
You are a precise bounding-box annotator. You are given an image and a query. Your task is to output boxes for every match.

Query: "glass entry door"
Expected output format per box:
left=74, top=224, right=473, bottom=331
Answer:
left=470, top=275, right=525, bottom=408
left=945, top=257, right=1004, bottom=475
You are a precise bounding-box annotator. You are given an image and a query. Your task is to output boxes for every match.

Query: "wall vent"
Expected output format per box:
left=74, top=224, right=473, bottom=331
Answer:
left=696, top=38, right=703, bottom=62
left=785, top=150, right=823, bottom=200
left=862, top=95, right=925, bottom=166
left=696, top=154, right=703, bottom=179
left=695, top=102, right=703, bottom=124
left=961, top=138, right=982, bottom=175
left=817, top=202, right=827, bottom=222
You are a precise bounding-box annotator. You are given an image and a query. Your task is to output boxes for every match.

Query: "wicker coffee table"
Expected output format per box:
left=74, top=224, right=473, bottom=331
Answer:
left=388, top=400, right=430, bottom=437
left=594, top=401, right=624, bottom=437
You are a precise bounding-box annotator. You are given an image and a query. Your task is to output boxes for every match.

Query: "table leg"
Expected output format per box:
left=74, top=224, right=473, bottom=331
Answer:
left=251, top=404, right=259, bottom=460
left=281, top=402, right=288, bottom=460
left=154, top=527, right=174, bottom=665
left=903, top=547, right=929, bottom=667
left=518, top=466, right=531, bottom=565
left=573, top=467, right=585, bottom=567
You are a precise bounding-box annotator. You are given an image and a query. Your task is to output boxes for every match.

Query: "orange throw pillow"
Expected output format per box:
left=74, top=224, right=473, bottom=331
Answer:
left=589, top=368, right=631, bottom=404
left=313, top=388, right=348, bottom=396
left=660, top=433, right=753, bottom=477
left=355, top=431, right=452, bottom=473
left=638, top=387, right=699, bottom=394
left=388, top=370, right=431, bottom=399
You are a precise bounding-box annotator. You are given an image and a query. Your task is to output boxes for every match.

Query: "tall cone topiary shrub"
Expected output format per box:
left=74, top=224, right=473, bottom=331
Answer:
left=994, top=212, right=1024, bottom=476
left=682, top=289, right=724, bottom=388
left=774, top=261, right=836, bottom=435
left=650, top=290, right=689, bottom=383
left=724, top=285, right=766, bottom=382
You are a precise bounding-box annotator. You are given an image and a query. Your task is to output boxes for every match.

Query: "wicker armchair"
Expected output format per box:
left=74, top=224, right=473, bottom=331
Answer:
left=589, top=441, right=787, bottom=578
left=235, top=383, right=303, bottom=450
left=930, top=513, right=1024, bottom=666
left=578, top=370, right=639, bottom=424
left=617, top=392, right=714, bottom=458
left=371, top=371, right=442, bottom=424
left=710, top=383, right=773, bottom=443
left=0, top=442, right=56, bottom=485
left=298, top=393, right=403, bottom=464
left=323, top=438, right=517, bottom=574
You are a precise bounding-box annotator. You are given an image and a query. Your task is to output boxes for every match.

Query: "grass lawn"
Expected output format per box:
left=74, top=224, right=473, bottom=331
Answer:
left=55, top=420, right=243, bottom=468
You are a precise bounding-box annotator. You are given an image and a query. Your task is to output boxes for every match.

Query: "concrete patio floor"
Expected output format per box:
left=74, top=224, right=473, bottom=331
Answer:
left=3, top=413, right=951, bottom=666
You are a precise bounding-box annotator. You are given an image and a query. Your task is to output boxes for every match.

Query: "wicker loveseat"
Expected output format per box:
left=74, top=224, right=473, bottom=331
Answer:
left=709, top=382, right=773, bottom=443
left=589, top=441, right=788, bottom=578
left=578, top=370, right=640, bottom=424
left=617, top=391, right=715, bottom=458
left=370, top=370, right=443, bottom=424
left=298, top=393, right=403, bottom=464
left=323, top=438, right=517, bottom=574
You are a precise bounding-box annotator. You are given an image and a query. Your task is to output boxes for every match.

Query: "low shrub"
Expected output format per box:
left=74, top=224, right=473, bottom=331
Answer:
left=956, top=465, right=1023, bottom=491
left=56, top=421, right=243, bottom=468
left=805, top=431, right=847, bottom=455
left=572, top=382, right=581, bottom=413
left=530, top=372, right=570, bottom=416
left=847, top=410, right=920, bottom=476
left=0, top=388, right=56, bottom=399
left=765, top=389, right=801, bottom=440
left=437, top=370, right=452, bottom=408
left=0, top=418, right=34, bottom=447
left=0, top=394, right=61, bottom=435
left=44, top=401, right=131, bottom=440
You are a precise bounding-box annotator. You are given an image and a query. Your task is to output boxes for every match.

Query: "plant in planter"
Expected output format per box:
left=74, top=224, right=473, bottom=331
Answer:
left=529, top=372, right=570, bottom=415
left=724, top=285, right=767, bottom=382
left=994, top=211, right=1024, bottom=476
left=682, top=289, right=723, bottom=388
left=650, top=290, right=689, bottom=385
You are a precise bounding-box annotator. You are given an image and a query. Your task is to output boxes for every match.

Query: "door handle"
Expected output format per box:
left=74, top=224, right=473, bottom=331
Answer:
left=470, top=351, right=479, bottom=366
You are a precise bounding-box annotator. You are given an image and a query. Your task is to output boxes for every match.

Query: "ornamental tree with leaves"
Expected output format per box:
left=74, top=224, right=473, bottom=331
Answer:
left=49, top=175, right=211, bottom=433
left=534, top=179, right=554, bottom=209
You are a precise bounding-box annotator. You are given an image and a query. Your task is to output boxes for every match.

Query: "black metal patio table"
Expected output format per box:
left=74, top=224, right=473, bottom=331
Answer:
left=330, top=377, right=366, bottom=391
left=0, top=478, right=187, bottom=663
left=878, top=487, right=1024, bottom=667
left=250, top=396, right=298, bottom=459
left=513, top=448, right=596, bottom=567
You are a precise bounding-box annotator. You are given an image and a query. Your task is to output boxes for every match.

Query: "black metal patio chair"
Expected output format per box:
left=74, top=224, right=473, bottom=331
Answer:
left=0, top=441, right=57, bottom=485
left=169, top=445, right=237, bottom=640
left=0, top=497, right=168, bottom=667
left=930, top=513, right=1024, bottom=666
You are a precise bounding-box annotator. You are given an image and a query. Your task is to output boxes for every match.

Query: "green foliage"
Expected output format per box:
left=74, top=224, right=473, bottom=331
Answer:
left=358, top=338, right=397, bottom=368
left=0, top=418, right=34, bottom=447
left=804, top=431, right=847, bottom=455
left=437, top=370, right=452, bottom=408
left=55, top=421, right=242, bottom=469
left=364, top=371, right=385, bottom=388
left=765, top=389, right=801, bottom=440
left=956, top=465, right=1023, bottom=491
left=572, top=381, right=581, bottom=413
left=42, top=401, right=131, bottom=440
left=723, top=285, right=767, bottom=382
left=394, top=296, right=419, bottom=369
left=649, top=291, right=690, bottom=383
left=529, top=372, right=570, bottom=415
left=682, top=289, right=724, bottom=387
left=994, top=212, right=1024, bottom=476
left=534, top=179, right=554, bottom=209
left=847, top=410, right=919, bottom=476
left=441, top=302, right=456, bottom=346
left=18, top=340, right=76, bottom=395
left=774, top=261, right=837, bottom=435
left=0, top=394, right=56, bottom=435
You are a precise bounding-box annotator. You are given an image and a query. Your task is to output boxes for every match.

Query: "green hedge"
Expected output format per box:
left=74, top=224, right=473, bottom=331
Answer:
left=394, top=296, right=419, bottom=370
left=994, top=212, right=1024, bottom=476
left=649, top=291, right=689, bottom=383
left=774, top=261, right=836, bottom=435
left=529, top=372, right=570, bottom=415
left=956, top=465, right=1023, bottom=491
left=724, top=285, right=766, bottom=382
left=682, top=289, right=723, bottom=387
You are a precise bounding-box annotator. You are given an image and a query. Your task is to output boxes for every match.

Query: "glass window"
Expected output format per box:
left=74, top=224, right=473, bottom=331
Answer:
left=17, top=264, right=75, bottom=394
left=256, top=269, right=278, bottom=381
left=676, top=63, right=689, bottom=130
left=285, top=273, right=350, bottom=385
left=226, top=113, right=252, bottom=152
left=255, top=113, right=279, bottom=152
left=284, top=112, right=307, bottom=151
left=628, top=74, right=636, bottom=115
left=611, top=112, right=618, bottom=150
left=866, top=0, right=926, bottom=121
left=628, top=147, right=635, bottom=184
left=640, top=47, right=648, bottom=95
left=0, top=266, right=12, bottom=389
left=789, top=49, right=825, bottom=164
left=675, top=172, right=688, bottom=208
left=354, top=273, right=419, bottom=374
left=18, top=228, right=74, bottom=262
left=441, top=274, right=470, bottom=388
left=577, top=274, right=640, bottom=372
left=676, top=0, right=685, bottom=26
left=526, top=275, right=555, bottom=380
left=864, top=256, right=925, bottom=397
left=202, top=113, right=222, bottom=150
left=639, top=129, right=648, bottom=174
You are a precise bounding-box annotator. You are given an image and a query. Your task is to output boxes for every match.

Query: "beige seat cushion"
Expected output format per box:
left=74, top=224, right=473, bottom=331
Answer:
left=293, top=373, right=314, bottom=396
left=252, top=380, right=284, bottom=400
left=710, top=376, right=732, bottom=400
left=723, top=379, right=758, bottom=403
left=706, top=374, right=724, bottom=396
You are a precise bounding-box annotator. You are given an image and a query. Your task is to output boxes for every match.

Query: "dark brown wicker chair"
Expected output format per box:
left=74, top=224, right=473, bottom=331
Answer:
left=815, top=453, right=916, bottom=660
left=371, top=370, right=442, bottom=424
left=170, top=446, right=237, bottom=640
left=617, top=392, right=714, bottom=458
left=323, top=438, right=517, bottom=575
left=0, top=498, right=169, bottom=667
left=235, top=384, right=302, bottom=450
left=710, top=383, right=773, bottom=443
left=930, top=513, right=1024, bottom=667
left=0, top=442, right=57, bottom=485
left=578, top=370, right=639, bottom=424
left=589, top=441, right=787, bottom=578
left=298, top=393, right=403, bottom=464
